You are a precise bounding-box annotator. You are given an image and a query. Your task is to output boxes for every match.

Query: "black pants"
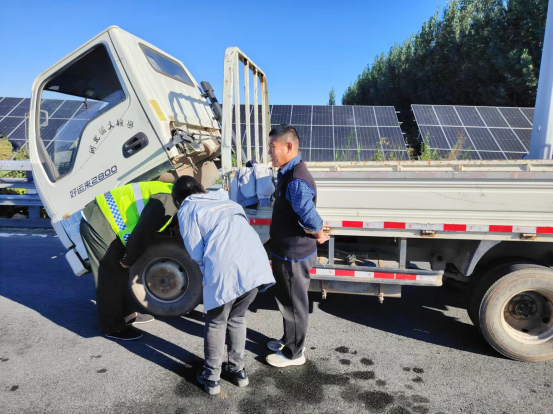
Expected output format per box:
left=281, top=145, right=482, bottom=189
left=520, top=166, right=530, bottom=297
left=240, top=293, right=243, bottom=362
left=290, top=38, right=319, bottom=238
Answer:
left=272, top=254, right=316, bottom=359
left=80, top=202, right=134, bottom=334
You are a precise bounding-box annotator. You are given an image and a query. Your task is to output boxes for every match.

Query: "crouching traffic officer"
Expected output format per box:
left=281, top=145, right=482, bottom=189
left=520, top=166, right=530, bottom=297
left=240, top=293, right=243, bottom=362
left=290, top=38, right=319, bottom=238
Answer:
left=80, top=180, right=178, bottom=341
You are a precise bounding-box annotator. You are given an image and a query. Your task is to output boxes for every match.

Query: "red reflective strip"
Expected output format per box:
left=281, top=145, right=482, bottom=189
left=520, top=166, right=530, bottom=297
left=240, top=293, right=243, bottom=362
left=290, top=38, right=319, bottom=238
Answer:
left=384, top=222, right=405, bottom=229
left=342, top=221, right=363, bottom=228
left=537, top=227, right=553, bottom=234
left=489, top=225, right=513, bottom=233
left=309, top=269, right=317, bottom=274
left=334, top=269, right=356, bottom=277
left=395, top=274, right=417, bottom=281
left=374, top=272, right=395, bottom=279
left=444, top=224, right=466, bottom=231
left=250, top=219, right=272, bottom=226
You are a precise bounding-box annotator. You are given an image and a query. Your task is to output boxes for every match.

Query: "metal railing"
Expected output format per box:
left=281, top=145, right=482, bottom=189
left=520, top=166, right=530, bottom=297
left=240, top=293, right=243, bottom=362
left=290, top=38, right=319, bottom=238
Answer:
left=0, top=160, right=43, bottom=223
left=221, top=47, right=271, bottom=175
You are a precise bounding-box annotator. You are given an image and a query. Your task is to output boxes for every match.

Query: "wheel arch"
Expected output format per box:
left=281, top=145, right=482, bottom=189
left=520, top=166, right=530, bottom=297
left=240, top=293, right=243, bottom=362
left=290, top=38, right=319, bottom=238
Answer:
left=464, top=240, right=553, bottom=279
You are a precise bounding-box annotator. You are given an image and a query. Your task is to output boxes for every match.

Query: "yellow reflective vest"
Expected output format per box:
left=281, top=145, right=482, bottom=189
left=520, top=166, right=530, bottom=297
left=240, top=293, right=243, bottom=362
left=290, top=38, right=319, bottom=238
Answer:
left=96, top=181, right=173, bottom=246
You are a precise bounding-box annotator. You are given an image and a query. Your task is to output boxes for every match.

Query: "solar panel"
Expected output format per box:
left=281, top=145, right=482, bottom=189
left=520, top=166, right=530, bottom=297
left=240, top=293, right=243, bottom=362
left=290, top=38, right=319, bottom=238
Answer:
left=353, top=106, right=377, bottom=126
left=312, top=106, right=333, bottom=126
left=0, top=97, right=92, bottom=157
left=455, top=106, right=485, bottom=127
left=291, top=105, right=312, bottom=125
left=271, top=105, right=292, bottom=125
left=374, top=107, right=400, bottom=126
left=334, top=126, right=357, bottom=148
left=434, top=106, right=462, bottom=126
left=356, top=127, right=380, bottom=149
left=412, top=104, right=532, bottom=160
left=234, top=105, right=407, bottom=162
left=242, top=105, right=409, bottom=161
left=0, top=97, right=409, bottom=163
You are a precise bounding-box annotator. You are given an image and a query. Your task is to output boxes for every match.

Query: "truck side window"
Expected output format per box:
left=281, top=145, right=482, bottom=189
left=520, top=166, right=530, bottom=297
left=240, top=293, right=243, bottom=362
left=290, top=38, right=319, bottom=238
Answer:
left=37, top=44, right=125, bottom=182
left=140, top=44, right=193, bottom=86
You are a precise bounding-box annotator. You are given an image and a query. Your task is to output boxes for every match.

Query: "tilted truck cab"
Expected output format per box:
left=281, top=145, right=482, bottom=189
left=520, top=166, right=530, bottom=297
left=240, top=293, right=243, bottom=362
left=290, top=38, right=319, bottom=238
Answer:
left=29, top=26, right=221, bottom=275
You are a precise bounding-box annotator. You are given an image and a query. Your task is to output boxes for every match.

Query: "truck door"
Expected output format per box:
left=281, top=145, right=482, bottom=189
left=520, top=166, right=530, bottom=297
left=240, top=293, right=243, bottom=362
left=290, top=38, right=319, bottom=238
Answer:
left=29, top=30, right=170, bottom=252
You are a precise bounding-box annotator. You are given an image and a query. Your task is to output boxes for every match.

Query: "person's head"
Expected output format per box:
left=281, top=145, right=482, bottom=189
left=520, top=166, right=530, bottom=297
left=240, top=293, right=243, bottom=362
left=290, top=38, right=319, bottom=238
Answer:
left=268, top=124, right=300, bottom=168
left=172, top=175, right=207, bottom=208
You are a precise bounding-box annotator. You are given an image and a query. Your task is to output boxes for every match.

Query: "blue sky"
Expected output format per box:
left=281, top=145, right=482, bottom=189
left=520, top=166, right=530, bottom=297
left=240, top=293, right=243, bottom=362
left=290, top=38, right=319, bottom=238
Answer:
left=0, top=0, right=448, bottom=105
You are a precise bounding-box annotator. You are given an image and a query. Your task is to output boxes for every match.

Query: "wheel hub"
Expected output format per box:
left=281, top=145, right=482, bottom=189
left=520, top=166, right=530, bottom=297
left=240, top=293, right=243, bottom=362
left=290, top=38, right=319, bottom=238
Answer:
left=502, top=290, right=553, bottom=344
left=512, top=297, right=538, bottom=319
left=144, top=258, right=189, bottom=302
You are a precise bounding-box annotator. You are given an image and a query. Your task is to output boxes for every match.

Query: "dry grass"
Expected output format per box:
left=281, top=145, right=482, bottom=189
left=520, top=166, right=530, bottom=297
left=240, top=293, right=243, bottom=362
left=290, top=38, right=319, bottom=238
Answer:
left=0, top=135, right=13, bottom=160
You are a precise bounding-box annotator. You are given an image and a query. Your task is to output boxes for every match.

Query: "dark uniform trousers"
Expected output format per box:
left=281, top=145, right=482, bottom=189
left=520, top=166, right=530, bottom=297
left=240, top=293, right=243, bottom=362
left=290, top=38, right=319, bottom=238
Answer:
left=80, top=201, right=134, bottom=334
left=272, top=254, right=317, bottom=360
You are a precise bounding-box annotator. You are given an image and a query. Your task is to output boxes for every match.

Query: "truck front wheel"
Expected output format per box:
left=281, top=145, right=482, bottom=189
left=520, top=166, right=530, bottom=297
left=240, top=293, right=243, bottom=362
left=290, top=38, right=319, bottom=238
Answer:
left=129, top=240, right=203, bottom=317
left=471, top=263, right=553, bottom=362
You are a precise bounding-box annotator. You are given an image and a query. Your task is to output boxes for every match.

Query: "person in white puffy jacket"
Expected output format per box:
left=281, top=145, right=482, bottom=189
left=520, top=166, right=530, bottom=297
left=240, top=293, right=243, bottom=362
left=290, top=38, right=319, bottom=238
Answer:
left=172, top=176, right=275, bottom=395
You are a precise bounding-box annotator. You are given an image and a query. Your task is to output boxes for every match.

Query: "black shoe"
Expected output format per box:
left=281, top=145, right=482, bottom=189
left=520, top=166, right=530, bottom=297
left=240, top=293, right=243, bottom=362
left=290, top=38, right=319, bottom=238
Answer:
left=224, top=367, right=249, bottom=387
left=127, top=313, right=154, bottom=325
left=105, top=326, right=143, bottom=341
left=197, top=369, right=221, bottom=395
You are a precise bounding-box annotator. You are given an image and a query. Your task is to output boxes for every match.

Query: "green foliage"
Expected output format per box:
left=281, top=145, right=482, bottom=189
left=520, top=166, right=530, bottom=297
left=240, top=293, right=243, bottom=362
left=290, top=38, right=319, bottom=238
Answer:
left=0, top=135, right=12, bottom=160
left=0, top=138, right=29, bottom=180
left=342, top=0, right=546, bottom=145
left=335, top=130, right=360, bottom=161
left=419, top=142, right=443, bottom=160
left=0, top=136, right=31, bottom=217
left=334, top=133, right=409, bottom=162
left=329, top=87, right=336, bottom=106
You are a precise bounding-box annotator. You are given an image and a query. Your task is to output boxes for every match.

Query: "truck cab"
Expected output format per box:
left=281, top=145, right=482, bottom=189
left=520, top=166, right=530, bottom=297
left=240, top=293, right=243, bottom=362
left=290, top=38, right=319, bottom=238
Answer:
left=29, top=26, right=222, bottom=276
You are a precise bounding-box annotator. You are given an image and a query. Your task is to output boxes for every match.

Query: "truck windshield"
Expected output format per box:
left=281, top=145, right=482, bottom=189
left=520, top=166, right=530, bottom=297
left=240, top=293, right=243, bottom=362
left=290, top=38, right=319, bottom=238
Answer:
left=37, top=44, right=125, bottom=181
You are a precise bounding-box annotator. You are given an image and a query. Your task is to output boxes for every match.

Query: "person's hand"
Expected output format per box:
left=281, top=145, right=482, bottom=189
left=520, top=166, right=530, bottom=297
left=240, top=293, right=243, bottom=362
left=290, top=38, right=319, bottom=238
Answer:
left=120, top=261, right=129, bottom=269
left=317, top=233, right=330, bottom=245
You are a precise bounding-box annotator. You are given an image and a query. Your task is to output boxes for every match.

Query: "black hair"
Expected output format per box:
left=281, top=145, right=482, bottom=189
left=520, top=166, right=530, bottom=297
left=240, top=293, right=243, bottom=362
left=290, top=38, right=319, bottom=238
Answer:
left=172, top=175, right=207, bottom=207
left=269, top=124, right=300, bottom=146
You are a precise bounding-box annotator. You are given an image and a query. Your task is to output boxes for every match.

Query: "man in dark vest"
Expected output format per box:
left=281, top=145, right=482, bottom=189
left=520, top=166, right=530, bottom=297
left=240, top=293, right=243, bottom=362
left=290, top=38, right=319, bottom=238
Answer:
left=265, top=124, right=329, bottom=368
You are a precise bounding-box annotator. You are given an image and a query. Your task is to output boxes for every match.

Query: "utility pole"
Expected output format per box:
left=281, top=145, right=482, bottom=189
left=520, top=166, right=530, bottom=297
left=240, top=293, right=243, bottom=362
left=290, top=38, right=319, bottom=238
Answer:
left=528, top=0, right=553, bottom=159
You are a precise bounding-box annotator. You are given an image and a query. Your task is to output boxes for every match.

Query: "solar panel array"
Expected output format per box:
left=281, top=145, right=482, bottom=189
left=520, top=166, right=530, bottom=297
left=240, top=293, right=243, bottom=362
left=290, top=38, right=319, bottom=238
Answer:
left=233, top=105, right=409, bottom=161
left=0, top=97, right=31, bottom=150
left=412, top=104, right=534, bottom=160
left=1, top=98, right=409, bottom=163
left=0, top=97, right=105, bottom=155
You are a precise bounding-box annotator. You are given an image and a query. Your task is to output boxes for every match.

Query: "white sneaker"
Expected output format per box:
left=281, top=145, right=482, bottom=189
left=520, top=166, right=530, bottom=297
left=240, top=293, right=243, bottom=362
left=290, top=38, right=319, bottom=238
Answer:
left=267, top=339, right=285, bottom=352
left=266, top=350, right=306, bottom=368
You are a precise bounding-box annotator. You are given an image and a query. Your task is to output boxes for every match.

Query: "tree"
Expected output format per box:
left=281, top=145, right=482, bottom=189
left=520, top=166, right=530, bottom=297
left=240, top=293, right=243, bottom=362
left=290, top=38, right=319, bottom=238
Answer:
left=328, top=87, right=336, bottom=105
left=342, top=0, right=547, bottom=147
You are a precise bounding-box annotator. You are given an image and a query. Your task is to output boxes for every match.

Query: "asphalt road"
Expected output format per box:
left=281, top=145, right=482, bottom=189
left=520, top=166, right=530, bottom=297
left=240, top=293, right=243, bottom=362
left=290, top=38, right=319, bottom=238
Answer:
left=1, top=229, right=552, bottom=414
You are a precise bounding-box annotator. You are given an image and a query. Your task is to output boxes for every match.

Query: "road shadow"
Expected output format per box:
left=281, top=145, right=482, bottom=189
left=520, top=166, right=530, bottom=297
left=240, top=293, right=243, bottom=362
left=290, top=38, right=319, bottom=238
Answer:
left=163, top=308, right=273, bottom=360
left=0, top=236, right=203, bottom=393
left=0, top=236, right=100, bottom=339
left=316, top=282, right=501, bottom=359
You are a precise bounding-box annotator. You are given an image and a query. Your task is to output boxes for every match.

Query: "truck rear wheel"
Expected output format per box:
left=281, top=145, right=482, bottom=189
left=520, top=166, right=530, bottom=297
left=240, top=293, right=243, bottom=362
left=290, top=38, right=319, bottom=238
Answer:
left=467, top=260, right=533, bottom=327
left=129, top=240, right=203, bottom=317
left=470, top=263, right=553, bottom=362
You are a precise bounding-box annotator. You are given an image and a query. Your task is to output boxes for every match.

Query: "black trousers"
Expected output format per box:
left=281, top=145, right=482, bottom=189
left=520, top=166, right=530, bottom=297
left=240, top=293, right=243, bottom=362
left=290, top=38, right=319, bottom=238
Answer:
left=80, top=202, right=135, bottom=334
left=272, top=254, right=316, bottom=359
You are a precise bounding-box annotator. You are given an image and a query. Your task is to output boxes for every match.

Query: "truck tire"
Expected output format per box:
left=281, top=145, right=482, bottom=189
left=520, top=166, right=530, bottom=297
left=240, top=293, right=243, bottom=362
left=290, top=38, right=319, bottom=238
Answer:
left=467, top=260, right=533, bottom=327
left=129, top=240, right=203, bottom=317
left=470, top=262, right=553, bottom=362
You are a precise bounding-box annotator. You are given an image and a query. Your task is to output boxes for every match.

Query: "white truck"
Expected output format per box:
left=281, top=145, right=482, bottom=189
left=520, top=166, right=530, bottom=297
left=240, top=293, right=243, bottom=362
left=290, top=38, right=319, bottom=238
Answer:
left=28, top=26, right=553, bottom=362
